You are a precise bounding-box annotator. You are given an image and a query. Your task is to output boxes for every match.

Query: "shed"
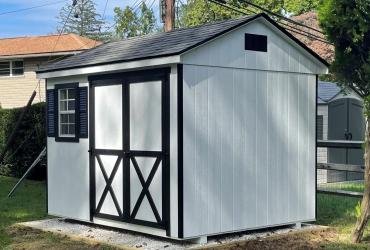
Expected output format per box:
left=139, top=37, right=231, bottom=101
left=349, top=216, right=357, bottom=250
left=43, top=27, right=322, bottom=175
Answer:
left=317, top=81, right=364, bottom=183
left=37, top=13, right=329, bottom=241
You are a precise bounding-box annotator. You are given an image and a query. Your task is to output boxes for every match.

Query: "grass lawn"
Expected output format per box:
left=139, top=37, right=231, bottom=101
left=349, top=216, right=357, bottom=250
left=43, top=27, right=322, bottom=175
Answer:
left=0, top=175, right=117, bottom=249
left=1, top=174, right=370, bottom=249
left=319, top=181, right=365, bottom=193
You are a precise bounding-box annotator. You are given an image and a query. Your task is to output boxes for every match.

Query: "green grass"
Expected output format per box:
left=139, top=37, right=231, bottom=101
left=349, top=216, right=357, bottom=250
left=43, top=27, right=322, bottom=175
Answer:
left=0, top=174, right=368, bottom=249
left=0, top=175, right=47, bottom=247
left=317, top=193, right=370, bottom=244
left=319, top=182, right=365, bottom=193
left=316, top=193, right=360, bottom=232
left=0, top=175, right=116, bottom=249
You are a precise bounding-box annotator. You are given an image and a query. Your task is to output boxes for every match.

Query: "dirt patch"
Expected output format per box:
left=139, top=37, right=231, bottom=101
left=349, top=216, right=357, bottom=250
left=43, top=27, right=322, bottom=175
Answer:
left=5, top=225, right=121, bottom=250
left=199, top=228, right=367, bottom=250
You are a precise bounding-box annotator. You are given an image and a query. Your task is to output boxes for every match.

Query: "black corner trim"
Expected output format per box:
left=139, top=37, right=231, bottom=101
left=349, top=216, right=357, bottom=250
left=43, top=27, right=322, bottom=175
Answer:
left=315, top=75, right=318, bottom=221
left=54, top=82, right=80, bottom=143
left=177, top=64, right=184, bottom=238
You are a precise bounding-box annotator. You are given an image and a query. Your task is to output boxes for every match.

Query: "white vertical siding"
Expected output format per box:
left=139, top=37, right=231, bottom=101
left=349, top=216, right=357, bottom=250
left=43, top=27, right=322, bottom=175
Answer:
left=47, top=76, right=90, bottom=221
left=181, top=19, right=327, bottom=75
left=182, top=65, right=316, bottom=237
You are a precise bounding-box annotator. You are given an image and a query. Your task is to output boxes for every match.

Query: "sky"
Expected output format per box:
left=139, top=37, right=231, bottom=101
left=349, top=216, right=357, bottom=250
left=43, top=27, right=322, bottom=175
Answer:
left=0, top=0, right=158, bottom=38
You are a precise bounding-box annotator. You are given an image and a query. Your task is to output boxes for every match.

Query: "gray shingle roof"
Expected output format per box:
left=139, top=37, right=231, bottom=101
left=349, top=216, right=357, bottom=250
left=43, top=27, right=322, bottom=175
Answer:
left=39, top=15, right=259, bottom=73
left=318, top=81, right=342, bottom=103
left=38, top=13, right=328, bottom=73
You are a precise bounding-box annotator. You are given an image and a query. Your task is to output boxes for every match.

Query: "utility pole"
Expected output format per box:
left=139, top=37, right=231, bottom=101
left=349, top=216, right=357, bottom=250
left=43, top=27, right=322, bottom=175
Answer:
left=161, top=0, right=175, bottom=32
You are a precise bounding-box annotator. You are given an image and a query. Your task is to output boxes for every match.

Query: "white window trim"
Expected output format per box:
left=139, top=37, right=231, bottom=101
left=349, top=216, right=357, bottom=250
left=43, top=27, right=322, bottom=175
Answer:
left=58, top=88, right=76, bottom=138
left=0, top=60, right=24, bottom=78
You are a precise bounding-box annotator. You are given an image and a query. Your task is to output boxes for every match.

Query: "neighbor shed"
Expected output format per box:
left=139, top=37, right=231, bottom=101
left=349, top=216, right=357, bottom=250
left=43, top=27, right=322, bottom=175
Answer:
left=37, top=13, right=329, bottom=241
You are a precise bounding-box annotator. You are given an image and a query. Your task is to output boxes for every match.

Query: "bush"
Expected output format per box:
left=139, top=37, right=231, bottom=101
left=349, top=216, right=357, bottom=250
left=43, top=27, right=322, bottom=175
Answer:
left=0, top=103, right=46, bottom=180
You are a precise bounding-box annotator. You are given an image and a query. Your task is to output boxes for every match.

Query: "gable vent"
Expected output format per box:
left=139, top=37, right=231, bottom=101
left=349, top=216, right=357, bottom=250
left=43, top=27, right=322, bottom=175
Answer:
left=245, top=33, right=267, bottom=52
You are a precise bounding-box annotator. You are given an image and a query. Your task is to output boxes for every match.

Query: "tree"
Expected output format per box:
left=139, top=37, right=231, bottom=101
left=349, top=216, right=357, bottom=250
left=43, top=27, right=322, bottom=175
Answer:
left=57, top=0, right=108, bottom=41
left=319, top=0, right=370, bottom=243
left=179, top=0, right=320, bottom=28
left=114, top=6, right=140, bottom=39
left=139, top=2, right=157, bottom=35
left=114, top=2, right=157, bottom=39
left=285, top=0, right=320, bottom=15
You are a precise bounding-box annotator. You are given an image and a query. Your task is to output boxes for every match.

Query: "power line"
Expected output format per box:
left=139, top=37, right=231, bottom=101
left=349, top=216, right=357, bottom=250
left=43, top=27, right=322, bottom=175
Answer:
left=0, top=0, right=68, bottom=16
left=236, top=0, right=325, bottom=35
left=46, top=0, right=77, bottom=64
left=207, top=0, right=332, bottom=45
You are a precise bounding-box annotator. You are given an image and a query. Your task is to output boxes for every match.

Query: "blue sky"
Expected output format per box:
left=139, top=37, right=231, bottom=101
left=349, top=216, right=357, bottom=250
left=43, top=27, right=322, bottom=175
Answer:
left=0, top=0, right=158, bottom=38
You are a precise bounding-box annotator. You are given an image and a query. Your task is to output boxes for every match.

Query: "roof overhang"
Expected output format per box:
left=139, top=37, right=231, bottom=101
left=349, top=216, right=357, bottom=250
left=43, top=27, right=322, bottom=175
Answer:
left=37, top=55, right=181, bottom=79
left=0, top=51, right=83, bottom=60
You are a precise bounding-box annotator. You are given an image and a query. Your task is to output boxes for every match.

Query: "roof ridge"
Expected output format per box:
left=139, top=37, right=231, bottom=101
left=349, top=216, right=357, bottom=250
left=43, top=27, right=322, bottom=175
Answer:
left=0, top=33, right=71, bottom=41
left=69, top=33, right=89, bottom=48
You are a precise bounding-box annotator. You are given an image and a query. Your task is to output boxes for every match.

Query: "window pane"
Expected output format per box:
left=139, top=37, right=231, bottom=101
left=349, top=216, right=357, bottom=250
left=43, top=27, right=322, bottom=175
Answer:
left=60, top=114, right=69, bottom=123
left=61, top=124, right=69, bottom=135
left=68, top=89, right=75, bottom=99
left=0, top=69, right=10, bottom=76
left=59, top=100, right=67, bottom=111
left=68, top=124, right=75, bottom=135
left=68, top=114, right=75, bottom=123
left=12, top=68, right=23, bottom=76
left=0, top=62, right=9, bottom=70
left=59, top=89, right=67, bottom=100
left=68, top=100, right=75, bottom=110
left=12, top=61, right=23, bottom=68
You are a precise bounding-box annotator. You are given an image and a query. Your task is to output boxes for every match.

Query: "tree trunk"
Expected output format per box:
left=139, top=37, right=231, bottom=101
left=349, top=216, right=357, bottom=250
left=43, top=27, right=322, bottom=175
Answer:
left=352, top=116, right=370, bottom=243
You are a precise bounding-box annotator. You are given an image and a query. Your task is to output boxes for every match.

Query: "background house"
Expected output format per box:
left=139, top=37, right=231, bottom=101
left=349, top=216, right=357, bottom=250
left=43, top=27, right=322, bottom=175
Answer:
left=0, top=34, right=101, bottom=108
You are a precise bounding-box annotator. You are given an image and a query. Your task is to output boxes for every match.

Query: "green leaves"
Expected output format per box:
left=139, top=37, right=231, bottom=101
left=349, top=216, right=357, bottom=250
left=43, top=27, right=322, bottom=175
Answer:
left=114, top=2, right=157, bottom=39
left=355, top=201, right=361, bottom=219
left=318, top=0, right=370, bottom=97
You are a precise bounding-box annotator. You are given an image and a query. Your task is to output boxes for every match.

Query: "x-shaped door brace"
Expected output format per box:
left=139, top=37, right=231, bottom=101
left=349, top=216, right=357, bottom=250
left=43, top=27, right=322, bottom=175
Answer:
left=130, top=156, right=162, bottom=224
left=96, top=155, right=123, bottom=217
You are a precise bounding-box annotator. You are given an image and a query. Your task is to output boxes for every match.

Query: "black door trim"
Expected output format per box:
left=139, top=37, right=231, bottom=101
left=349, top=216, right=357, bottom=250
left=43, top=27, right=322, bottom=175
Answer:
left=177, top=64, right=184, bottom=238
left=89, top=67, right=170, bottom=233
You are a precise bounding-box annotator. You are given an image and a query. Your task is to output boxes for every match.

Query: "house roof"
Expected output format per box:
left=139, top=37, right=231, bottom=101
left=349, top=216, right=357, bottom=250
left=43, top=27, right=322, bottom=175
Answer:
left=290, top=12, right=334, bottom=62
left=38, top=13, right=329, bottom=74
left=318, top=81, right=342, bottom=103
left=0, top=33, right=102, bottom=57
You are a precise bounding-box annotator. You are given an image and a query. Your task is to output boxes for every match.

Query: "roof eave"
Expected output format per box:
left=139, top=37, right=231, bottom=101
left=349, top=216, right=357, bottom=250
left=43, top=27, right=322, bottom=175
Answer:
left=0, top=50, right=85, bottom=60
left=36, top=55, right=181, bottom=79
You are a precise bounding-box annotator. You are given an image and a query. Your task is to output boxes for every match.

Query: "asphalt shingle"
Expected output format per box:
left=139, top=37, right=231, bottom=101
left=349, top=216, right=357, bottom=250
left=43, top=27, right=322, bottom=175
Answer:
left=38, top=15, right=258, bottom=72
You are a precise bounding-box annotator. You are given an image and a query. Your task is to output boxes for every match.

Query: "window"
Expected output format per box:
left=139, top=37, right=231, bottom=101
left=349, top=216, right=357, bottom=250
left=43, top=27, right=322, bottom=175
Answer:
left=245, top=33, right=268, bottom=52
left=317, top=115, right=324, bottom=140
left=48, top=83, right=87, bottom=142
left=0, top=60, right=23, bottom=77
left=58, top=88, right=76, bottom=137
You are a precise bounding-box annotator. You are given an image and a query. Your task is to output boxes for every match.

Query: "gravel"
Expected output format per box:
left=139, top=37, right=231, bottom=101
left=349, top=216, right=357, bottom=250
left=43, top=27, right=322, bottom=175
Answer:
left=19, top=219, right=321, bottom=249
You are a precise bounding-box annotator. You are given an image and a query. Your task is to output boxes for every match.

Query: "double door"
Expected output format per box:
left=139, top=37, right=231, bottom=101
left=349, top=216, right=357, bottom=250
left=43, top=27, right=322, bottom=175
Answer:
left=89, top=70, right=169, bottom=230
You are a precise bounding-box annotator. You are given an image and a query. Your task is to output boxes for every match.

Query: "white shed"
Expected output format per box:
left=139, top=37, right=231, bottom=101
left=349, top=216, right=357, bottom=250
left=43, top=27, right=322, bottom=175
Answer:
left=37, top=13, right=328, bottom=241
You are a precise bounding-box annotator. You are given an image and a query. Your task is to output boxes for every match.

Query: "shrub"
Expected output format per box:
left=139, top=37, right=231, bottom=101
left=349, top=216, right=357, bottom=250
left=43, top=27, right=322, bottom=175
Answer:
left=0, top=103, right=46, bottom=180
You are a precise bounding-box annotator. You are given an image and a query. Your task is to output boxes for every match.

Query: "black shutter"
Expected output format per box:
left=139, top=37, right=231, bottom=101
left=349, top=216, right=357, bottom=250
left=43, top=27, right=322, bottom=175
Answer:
left=79, top=87, right=88, bottom=138
left=46, top=89, right=55, bottom=137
